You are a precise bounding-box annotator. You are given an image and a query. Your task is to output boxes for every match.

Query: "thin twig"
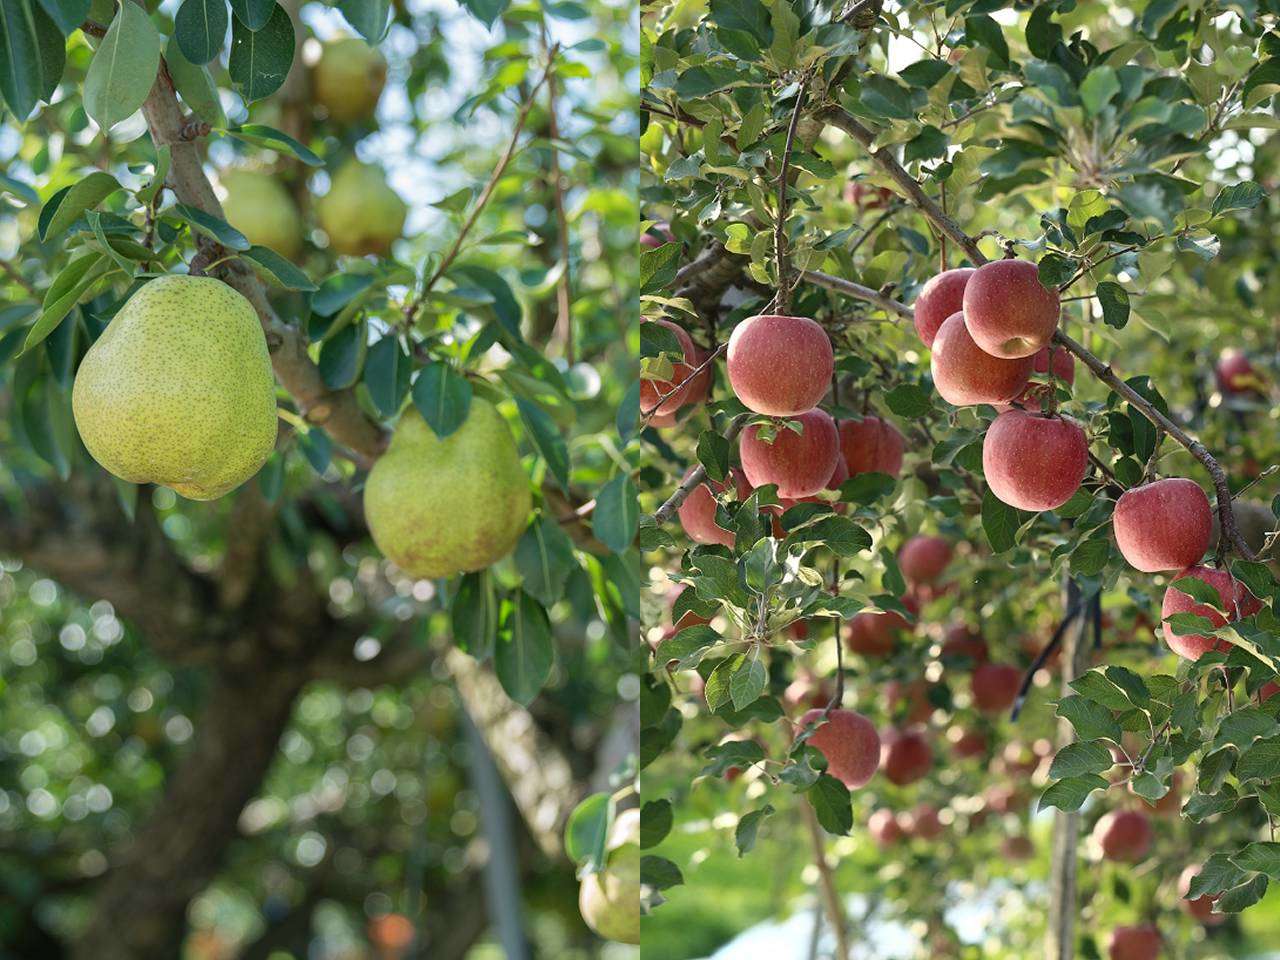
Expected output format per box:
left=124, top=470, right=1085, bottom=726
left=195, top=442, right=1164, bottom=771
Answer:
left=640, top=341, right=727, bottom=425
left=541, top=26, right=574, bottom=364
left=651, top=414, right=751, bottom=525
left=801, top=270, right=912, bottom=319
left=0, top=259, right=36, bottom=295
left=801, top=801, right=850, bottom=960
left=403, top=51, right=558, bottom=325
left=775, top=78, right=810, bottom=314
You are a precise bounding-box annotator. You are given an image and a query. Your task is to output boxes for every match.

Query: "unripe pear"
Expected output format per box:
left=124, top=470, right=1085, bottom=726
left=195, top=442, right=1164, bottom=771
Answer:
left=219, top=169, right=304, bottom=260
left=579, top=808, right=640, bottom=944
left=364, top=399, right=531, bottom=578
left=317, top=160, right=407, bottom=257
left=313, top=37, right=387, bottom=123
left=72, top=276, right=277, bottom=500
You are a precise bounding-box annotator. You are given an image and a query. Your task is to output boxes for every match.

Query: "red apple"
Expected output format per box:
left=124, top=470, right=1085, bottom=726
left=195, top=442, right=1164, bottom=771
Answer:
left=1107, top=925, right=1161, bottom=960
left=1001, top=344, right=1076, bottom=411
left=913, top=268, right=975, bottom=347
left=1261, top=680, right=1280, bottom=702
left=898, top=535, right=952, bottom=584
left=1179, top=864, right=1226, bottom=926
left=885, top=678, right=933, bottom=725
left=837, top=416, right=905, bottom=477
left=799, top=708, right=881, bottom=789
left=880, top=726, right=933, bottom=786
left=825, top=455, right=850, bottom=490
left=868, top=808, right=903, bottom=847
left=983, top=783, right=1023, bottom=814
left=640, top=220, right=676, bottom=248
left=1114, top=478, right=1212, bottom=572
left=844, top=182, right=893, bottom=208
left=971, top=663, right=1021, bottom=714
left=739, top=409, right=841, bottom=499
left=641, top=319, right=703, bottom=416
left=962, top=258, right=1060, bottom=359
left=845, top=596, right=915, bottom=656
left=1161, top=563, right=1261, bottom=660
left=982, top=410, right=1088, bottom=511
left=726, top=314, right=833, bottom=416
left=903, top=802, right=943, bottom=840
left=1092, top=809, right=1153, bottom=863
left=931, top=312, right=1034, bottom=406
left=783, top=669, right=832, bottom=712
left=947, top=725, right=987, bottom=759
left=1216, top=349, right=1259, bottom=394
left=941, top=624, right=988, bottom=665
left=677, top=468, right=743, bottom=547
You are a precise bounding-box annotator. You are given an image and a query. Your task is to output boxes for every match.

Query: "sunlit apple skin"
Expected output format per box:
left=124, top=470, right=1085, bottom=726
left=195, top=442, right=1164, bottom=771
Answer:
left=971, top=663, right=1020, bottom=714
left=1107, top=925, right=1161, bottom=960
left=676, top=467, right=741, bottom=548
left=800, top=708, right=881, bottom=789
left=726, top=314, right=834, bottom=416
left=845, top=595, right=916, bottom=656
left=898, top=535, right=952, bottom=584
left=1114, top=478, right=1212, bottom=572
left=982, top=410, right=1088, bottom=511
left=867, top=808, right=903, bottom=847
left=1092, top=809, right=1153, bottom=863
left=838, top=416, right=905, bottom=477
left=913, top=268, right=974, bottom=347
left=931, top=312, right=1034, bottom=406
left=880, top=726, right=933, bottom=786
left=962, top=258, right=1060, bottom=359
left=739, top=409, right=840, bottom=499
left=641, top=319, right=701, bottom=416
left=1160, top=563, right=1261, bottom=660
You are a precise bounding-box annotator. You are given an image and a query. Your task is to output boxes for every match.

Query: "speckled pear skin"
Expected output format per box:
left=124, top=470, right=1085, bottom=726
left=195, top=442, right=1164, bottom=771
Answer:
left=364, top=399, right=532, bottom=578
left=316, top=161, right=407, bottom=257
left=71, top=276, right=278, bottom=501
left=313, top=37, right=387, bottom=123
left=220, top=170, right=304, bottom=260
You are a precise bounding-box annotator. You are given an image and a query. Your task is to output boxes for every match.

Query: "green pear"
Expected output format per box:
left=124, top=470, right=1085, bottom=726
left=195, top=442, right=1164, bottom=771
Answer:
left=316, top=160, right=407, bottom=257
left=313, top=37, right=387, bottom=123
left=579, top=808, right=640, bottom=944
left=220, top=170, right=304, bottom=260
left=363, top=399, right=531, bottom=578
left=71, top=276, right=278, bottom=500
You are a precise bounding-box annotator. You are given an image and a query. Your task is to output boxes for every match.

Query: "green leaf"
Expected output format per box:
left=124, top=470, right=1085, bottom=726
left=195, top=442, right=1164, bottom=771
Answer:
left=1047, top=740, right=1113, bottom=780
left=593, top=473, right=639, bottom=553
left=515, top=397, right=570, bottom=493
left=39, top=171, right=120, bottom=241
left=514, top=514, right=577, bottom=607
left=641, top=800, right=674, bottom=850
left=806, top=774, right=852, bottom=835
left=735, top=805, right=774, bottom=856
left=228, top=0, right=273, bottom=29
left=458, top=0, right=508, bottom=27
left=766, top=0, right=798, bottom=70
left=452, top=570, right=498, bottom=660
left=172, top=203, right=250, bottom=250
left=640, top=242, right=680, bottom=294
left=363, top=334, right=411, bottom=417
left=0, top=171, right=39, bottom=205
left=729, top=646, right=766, bottom=711
left=1217, top=873, right=1269, bottom=912
left=224, top=123, right=323, bottom=166
left=237, top=244, right=314, bottom=292
left=1096, top=281, right=1129, bottom=329
left=964, top=13, right=1009, bottom=68
left=21, top=256, right=112, bottom=354
left=1079, top=66, right=1119, bottom=116
left=1187, top=853, right=1248, bottom=899
left=228, top=2, right=293, bottom=102
left=83, top=2, right=161, bottom=132
left=0, top=0, right=65, bottom=119
left=981, top=487, right=1022, bottom=552
left=494, top=590, right=555, bottom=705
left=898, top=58, right=950, bottom=89
left=1038, top=774, right=1108, bottom=812
left=696, top=429, right=730, bottom=483
left=884, top=383, right=932, bottom=417
left=337, top=0, right=390, bottom=41
left=640, top=855, right=683, bottom=890
left=165, top=36, right=225, bottom=125
left=1237, top=735, right=1280, bottom=782
left=1056, top=695, right=1122, bottom=742
left=36, top=0, right=89, bottom=35
left=174, top=0, right=228, bottom=64
left=411, top=361, right=472, bottom=439
left=317, top=322, right=366, bottom=390
left=1036, top=252, right=1076, bottom=287
left=564, top=792, right=610, bottom=870
left=1212, top=180, right=1267, bottom=216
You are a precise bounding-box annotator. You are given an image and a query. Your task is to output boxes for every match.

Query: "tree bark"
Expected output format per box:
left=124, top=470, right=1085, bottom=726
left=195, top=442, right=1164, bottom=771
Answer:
left=71, top=662, right=306, bottom=960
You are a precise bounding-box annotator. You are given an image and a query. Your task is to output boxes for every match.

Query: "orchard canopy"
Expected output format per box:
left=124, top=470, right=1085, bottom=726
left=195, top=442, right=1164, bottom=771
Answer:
left=639, top=1, right=1280, bottom=958
left=0, top=0, right=639, bottom=958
